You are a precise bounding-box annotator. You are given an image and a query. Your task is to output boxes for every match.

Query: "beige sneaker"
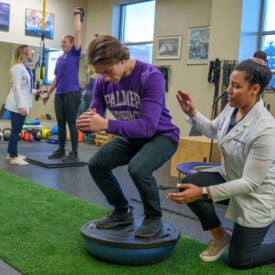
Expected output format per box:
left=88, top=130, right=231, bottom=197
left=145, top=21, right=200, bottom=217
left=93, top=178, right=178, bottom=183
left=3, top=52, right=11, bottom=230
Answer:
left=10, top=157, right=29, bottom=165
left=200, top=232, right=231, bottom=262
left=7, top=153, right=26, bottom=160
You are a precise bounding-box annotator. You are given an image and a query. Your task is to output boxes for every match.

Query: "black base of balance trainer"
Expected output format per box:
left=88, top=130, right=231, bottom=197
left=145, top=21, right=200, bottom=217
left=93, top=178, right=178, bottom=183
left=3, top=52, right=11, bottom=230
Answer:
left=80, top=216, right=180, bottom=265
left=26, top=155, right=86, bottom=168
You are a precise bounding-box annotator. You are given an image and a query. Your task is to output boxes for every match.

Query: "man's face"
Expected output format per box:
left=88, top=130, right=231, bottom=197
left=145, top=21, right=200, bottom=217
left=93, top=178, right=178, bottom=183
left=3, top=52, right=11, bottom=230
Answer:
left=93, top=61, right=125, bottom=83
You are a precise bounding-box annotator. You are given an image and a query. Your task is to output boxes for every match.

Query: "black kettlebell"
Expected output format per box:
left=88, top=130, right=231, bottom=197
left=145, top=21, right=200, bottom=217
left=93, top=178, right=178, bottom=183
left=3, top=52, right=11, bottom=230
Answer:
left=74, top=8, right=85, bottom=22
left=35, top=130, right=42, bottom=141
left=0, top=129, right=3, bottom=141
left=3, top=128, right=11, bottom=141
left=79, top=8, right=85, bottom=22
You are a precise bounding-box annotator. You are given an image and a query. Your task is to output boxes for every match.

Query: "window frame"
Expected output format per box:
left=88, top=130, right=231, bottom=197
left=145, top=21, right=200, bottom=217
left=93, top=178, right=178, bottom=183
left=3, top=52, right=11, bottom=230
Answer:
left=43, top=49, right=63, bottom=85
left=118, top=0, right=156, bottom=63
left=258, top=0, right=275, bottom=87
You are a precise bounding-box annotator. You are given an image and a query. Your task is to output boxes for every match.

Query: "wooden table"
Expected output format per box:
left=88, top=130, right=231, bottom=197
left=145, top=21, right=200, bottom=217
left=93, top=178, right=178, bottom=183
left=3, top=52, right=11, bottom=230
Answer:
left=170, top=136, right=221, bottom=177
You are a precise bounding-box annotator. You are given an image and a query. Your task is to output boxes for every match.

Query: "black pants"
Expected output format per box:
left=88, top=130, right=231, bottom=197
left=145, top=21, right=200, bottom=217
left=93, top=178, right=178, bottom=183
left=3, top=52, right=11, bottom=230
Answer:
left=54, top=91, right=81, bottom=152
left=183, top=172, right=275, bottom=269
left=88, top=135, right=178, bottom=217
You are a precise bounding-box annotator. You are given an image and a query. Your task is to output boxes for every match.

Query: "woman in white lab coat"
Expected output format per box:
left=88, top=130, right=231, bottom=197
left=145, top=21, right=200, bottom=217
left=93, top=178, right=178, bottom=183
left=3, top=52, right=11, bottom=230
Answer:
left=5, top=44, right=41, bottom=165
left=168, top=58, right=275, bottom=269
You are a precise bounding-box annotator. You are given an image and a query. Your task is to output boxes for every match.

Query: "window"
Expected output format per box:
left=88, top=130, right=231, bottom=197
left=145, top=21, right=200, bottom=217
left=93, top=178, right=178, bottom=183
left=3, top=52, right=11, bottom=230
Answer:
left=119, top=0, right=156, bottom=63
left=44, top=49, right=63, bottom=84
left=260, top=0, right=275, bottom=87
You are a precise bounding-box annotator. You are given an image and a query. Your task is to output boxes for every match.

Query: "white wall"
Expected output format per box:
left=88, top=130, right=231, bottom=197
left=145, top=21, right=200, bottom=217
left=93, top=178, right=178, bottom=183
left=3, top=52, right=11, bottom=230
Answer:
left=1, top=0, right=88, bottom=48
left=1, top=0, right=274, bottom=134
left=84, top=0, right=114, bottom=50
left=0, top=43, right=12, bottom=111
left=153, top=0, right=243, bottom=136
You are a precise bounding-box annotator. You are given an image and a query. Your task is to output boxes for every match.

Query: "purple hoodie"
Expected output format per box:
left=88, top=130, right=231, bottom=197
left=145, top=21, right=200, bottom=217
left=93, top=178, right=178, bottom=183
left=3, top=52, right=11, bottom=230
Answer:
left=90, top=60, right=179, bottom=142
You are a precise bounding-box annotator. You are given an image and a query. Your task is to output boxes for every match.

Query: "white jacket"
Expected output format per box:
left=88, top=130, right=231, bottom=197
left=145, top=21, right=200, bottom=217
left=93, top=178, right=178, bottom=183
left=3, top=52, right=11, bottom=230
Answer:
left=187, top=98, right=275, bottom=228
left=5, top=64, right=35, bottom=114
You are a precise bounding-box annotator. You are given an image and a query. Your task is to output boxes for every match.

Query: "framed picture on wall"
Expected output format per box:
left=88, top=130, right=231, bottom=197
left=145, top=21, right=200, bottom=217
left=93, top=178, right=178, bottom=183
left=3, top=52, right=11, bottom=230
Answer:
left=156, top=35, right=182, bottom=59
left=25, top=8, right=54, bottom=39
left=187, top=26, right=210, bottom=64
left=0, top=2, right=10, bottom=32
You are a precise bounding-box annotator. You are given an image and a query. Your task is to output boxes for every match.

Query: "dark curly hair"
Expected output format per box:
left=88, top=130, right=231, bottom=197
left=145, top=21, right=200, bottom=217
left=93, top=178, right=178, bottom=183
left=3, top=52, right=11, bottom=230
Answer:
left=253, top=50, right=267, bottom=63
left=234, top=59, right=272, bottom=95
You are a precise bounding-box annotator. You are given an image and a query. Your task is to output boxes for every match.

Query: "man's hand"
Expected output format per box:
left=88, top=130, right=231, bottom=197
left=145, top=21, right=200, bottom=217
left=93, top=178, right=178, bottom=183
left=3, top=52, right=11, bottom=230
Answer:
left=76, top=109, right=108, bottom=132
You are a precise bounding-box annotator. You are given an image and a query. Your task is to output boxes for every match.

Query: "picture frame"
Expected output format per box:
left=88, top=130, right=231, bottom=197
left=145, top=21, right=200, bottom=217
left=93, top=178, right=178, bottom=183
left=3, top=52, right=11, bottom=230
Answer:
left=0, top=2, right=10, bottom=32
left=156, top=35, right=182, bottom=60
left=25, top=8, right=54, bottom=39
left=187, top=26, right=210, bottom=64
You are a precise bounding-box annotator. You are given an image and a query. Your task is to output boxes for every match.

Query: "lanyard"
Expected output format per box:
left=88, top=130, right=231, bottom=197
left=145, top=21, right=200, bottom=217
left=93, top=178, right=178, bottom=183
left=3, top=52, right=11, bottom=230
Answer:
left=25, top=65, right=33, bottom=93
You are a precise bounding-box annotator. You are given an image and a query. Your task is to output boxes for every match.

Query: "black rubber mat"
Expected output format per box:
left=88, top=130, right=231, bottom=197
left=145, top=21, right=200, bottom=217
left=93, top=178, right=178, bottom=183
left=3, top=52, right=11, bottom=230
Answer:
left=26, top=153, right=86, bottom=168
left=4, top=140, right=93, bottom=168
left=26, top=157, right=86, bottom=168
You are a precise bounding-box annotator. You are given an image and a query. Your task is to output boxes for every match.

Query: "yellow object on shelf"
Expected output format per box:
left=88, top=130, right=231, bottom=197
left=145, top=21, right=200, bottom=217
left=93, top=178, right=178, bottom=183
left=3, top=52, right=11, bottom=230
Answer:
left=94, top=131, right=115, bottom=146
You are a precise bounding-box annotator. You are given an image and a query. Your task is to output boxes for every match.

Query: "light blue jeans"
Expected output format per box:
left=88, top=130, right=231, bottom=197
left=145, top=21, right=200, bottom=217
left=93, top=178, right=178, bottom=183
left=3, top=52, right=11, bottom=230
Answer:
left=88, top=135, right=178, bottom=217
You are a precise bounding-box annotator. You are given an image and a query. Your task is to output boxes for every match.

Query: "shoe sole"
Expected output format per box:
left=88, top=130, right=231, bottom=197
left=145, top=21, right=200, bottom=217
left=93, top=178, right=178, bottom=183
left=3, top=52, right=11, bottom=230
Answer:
left=134, top=226, right=163, bottom=238
left=199, top=243, right=229, bottom=262
left=96, top=219, right=134, bottom=229
left=7, top=155, right=26, bottom=160
left=62, top=159, right=79, bottom=162
left=10, top=161, right=28, bottom=165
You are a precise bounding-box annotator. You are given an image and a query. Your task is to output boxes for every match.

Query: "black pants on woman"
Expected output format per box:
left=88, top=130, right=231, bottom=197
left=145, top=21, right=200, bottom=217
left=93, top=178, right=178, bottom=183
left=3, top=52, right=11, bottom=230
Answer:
left=182, top=172, right=275, bottom=269
left=54, top=91, right=81, bottom=153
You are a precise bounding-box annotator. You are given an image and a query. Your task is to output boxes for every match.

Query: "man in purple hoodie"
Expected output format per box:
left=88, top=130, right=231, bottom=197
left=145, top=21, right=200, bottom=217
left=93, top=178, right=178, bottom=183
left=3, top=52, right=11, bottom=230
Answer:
left=76, top=35, right=179, bottom=238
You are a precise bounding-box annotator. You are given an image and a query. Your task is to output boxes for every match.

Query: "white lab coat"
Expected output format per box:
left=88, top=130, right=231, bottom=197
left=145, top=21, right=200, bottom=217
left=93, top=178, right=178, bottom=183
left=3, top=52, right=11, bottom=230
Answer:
left=187, top=98, right=275, bottom=228
left=5, top=64, right=35, bottom=114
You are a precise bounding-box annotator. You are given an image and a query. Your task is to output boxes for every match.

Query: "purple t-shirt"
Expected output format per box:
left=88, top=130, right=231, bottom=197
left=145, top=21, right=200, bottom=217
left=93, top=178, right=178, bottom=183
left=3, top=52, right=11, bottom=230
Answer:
left=90, top=60, right=179, bottom=142
left=55, top=46, right=81, bottom=94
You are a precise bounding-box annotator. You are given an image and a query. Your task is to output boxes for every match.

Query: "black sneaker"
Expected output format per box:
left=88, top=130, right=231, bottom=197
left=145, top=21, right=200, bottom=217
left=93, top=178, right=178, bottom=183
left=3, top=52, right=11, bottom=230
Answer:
left=134, top=216, right=163, bottom=238
left=62, top=152, right=79, bottom=162
left=48, top=149, right=65, bottom=159
left=96, top=207, right=134, bottom=229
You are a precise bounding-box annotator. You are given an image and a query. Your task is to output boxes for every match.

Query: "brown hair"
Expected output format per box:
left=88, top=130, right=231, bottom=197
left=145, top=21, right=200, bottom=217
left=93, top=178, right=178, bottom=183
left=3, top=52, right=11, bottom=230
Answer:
left=87, top=35, right=129, bottom=66
left=10, top=44, right=29, bottom=67
left=9, top=45, right=29, bottom=80
left=253, top=50, right=267, bottom=63
left=64, top=35, right=74, bottom=44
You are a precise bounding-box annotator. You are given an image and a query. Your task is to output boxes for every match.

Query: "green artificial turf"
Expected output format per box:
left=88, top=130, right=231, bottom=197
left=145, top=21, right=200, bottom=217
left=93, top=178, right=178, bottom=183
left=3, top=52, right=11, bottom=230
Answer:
left=0, top=169, right=274, bottom=275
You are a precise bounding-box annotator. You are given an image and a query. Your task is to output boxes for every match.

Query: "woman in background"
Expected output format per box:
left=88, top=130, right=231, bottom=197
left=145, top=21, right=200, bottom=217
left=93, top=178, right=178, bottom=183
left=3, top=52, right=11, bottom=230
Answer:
left=42, top=7, right=83, bottom=162
left=5, top=44, right=42, bottom=165
left=253, top=50, right=267, bottom=64
left=77, top=65, right=97, bottom=116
